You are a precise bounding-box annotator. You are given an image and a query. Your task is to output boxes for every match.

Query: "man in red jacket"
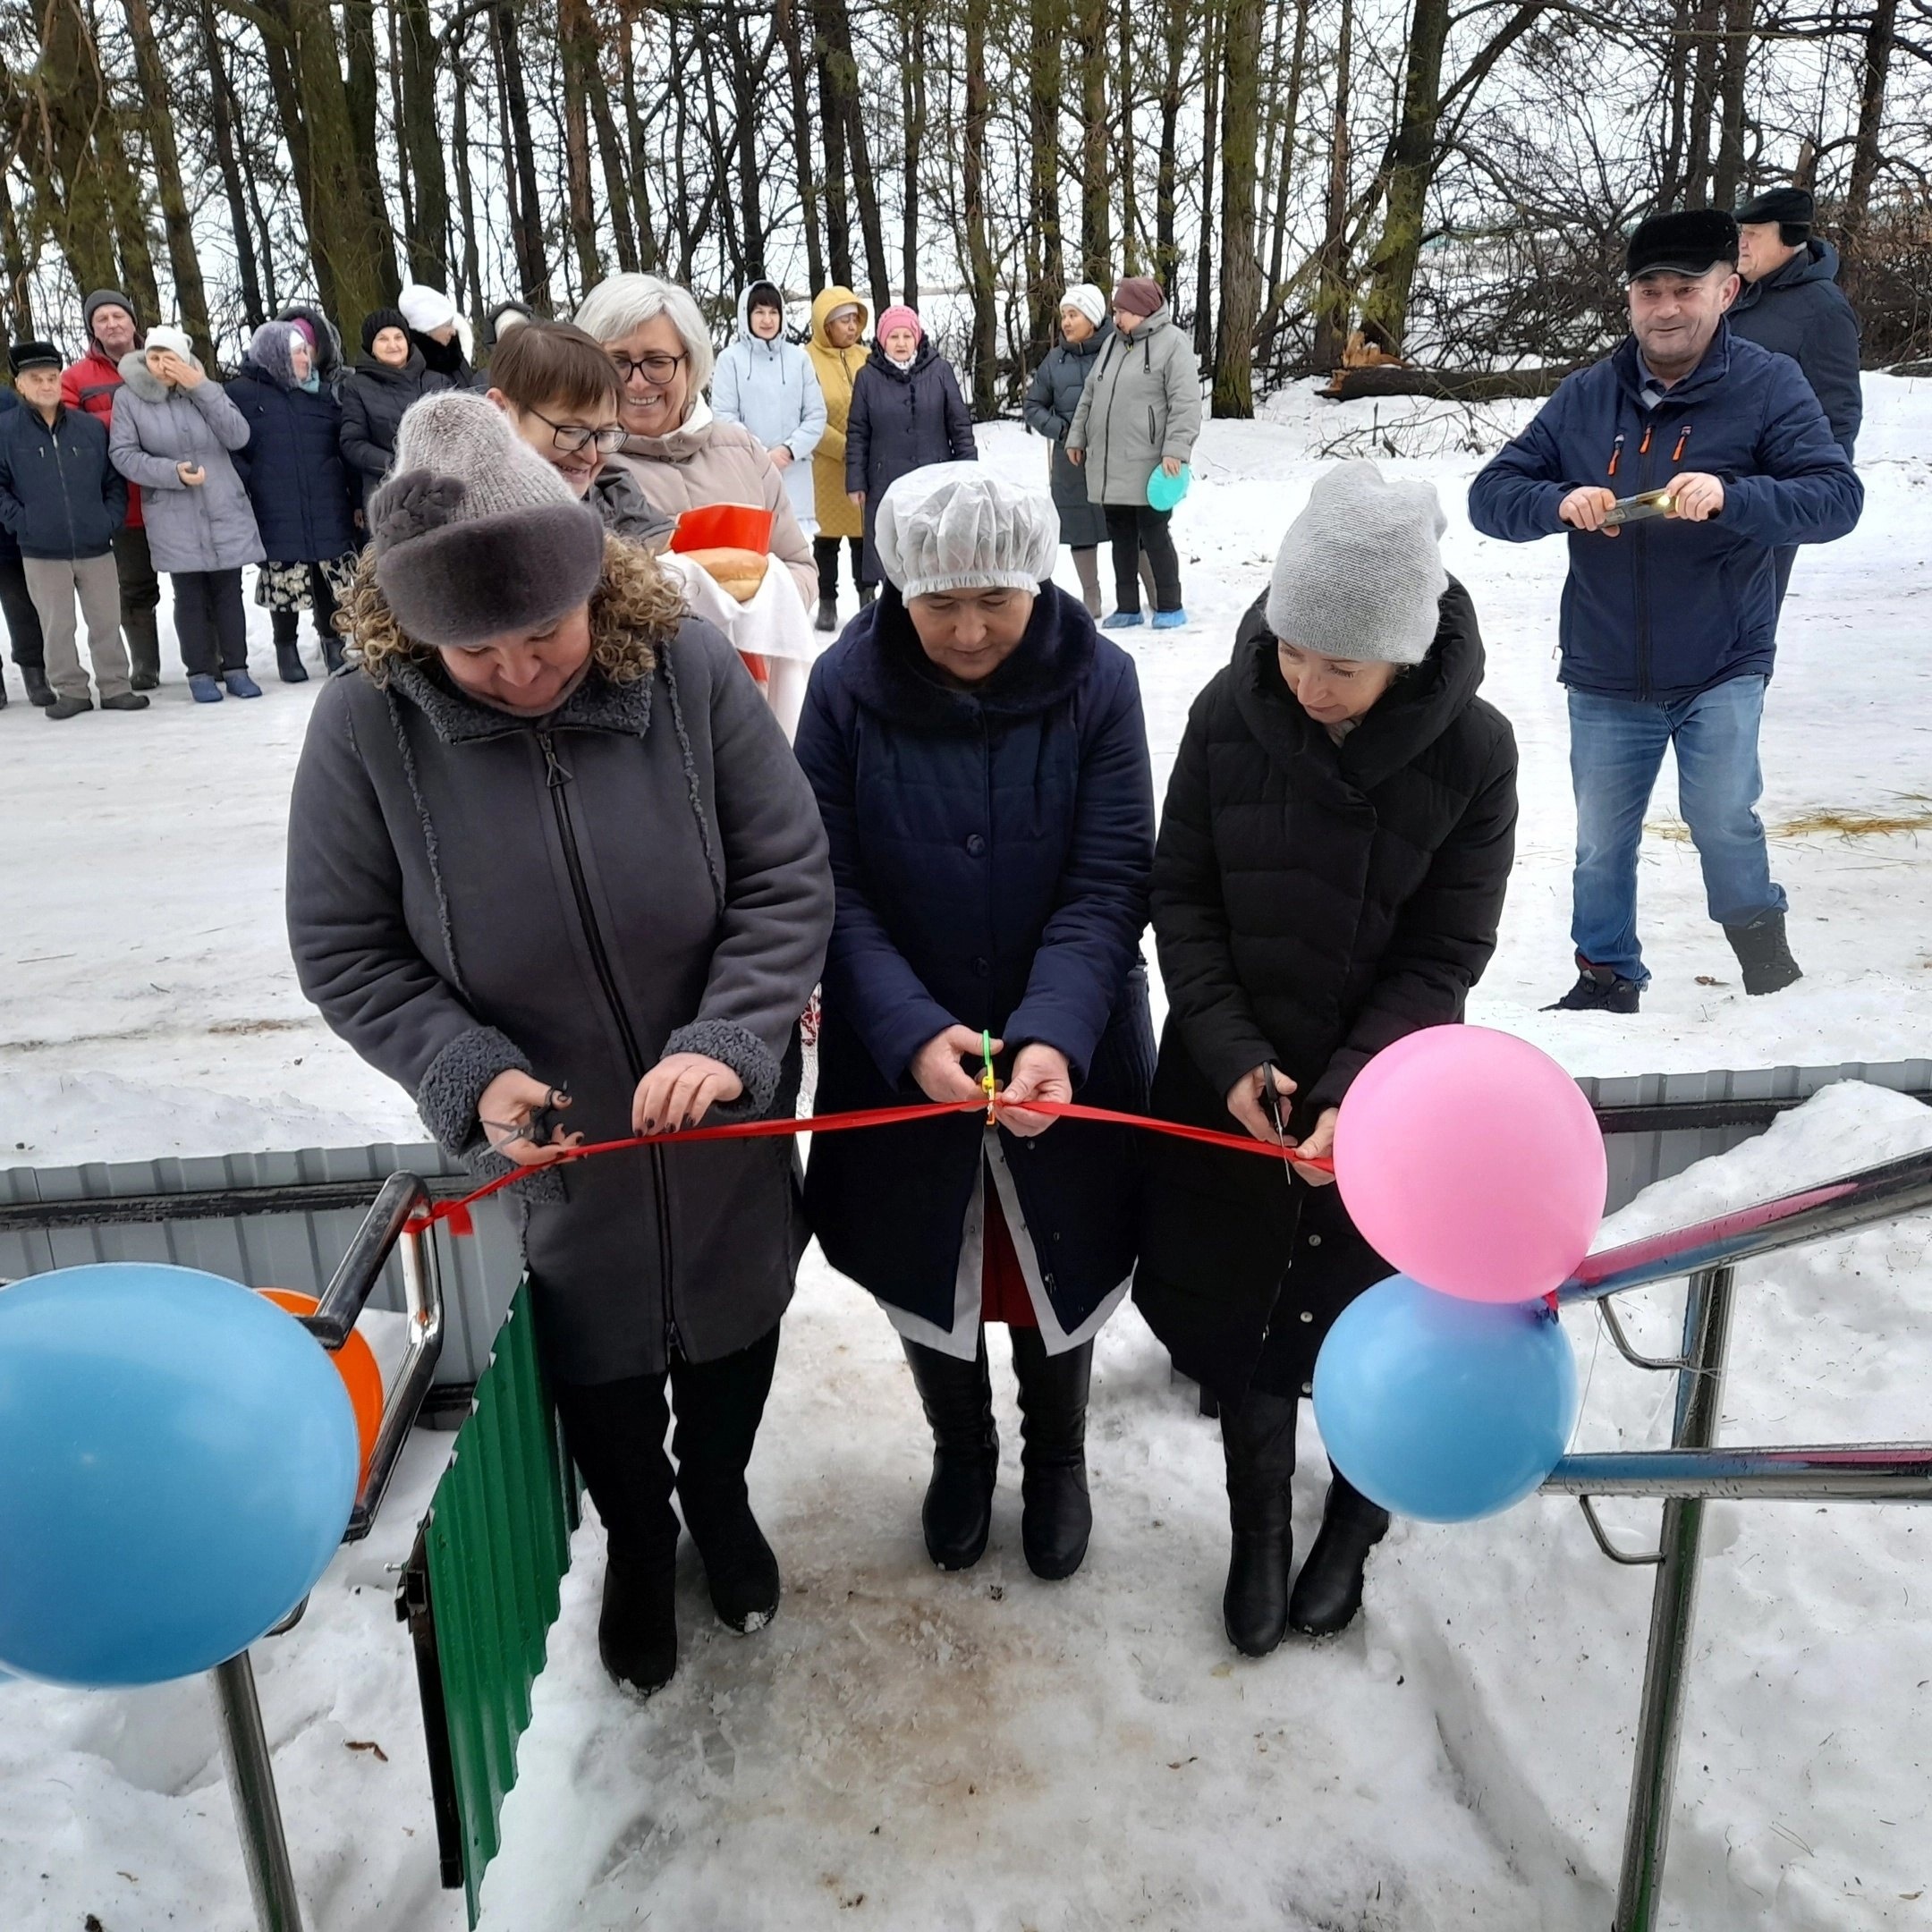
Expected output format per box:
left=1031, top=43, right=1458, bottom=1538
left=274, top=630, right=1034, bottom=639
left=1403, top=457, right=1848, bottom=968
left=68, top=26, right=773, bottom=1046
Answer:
left=61, top=288, right=162, bottom=690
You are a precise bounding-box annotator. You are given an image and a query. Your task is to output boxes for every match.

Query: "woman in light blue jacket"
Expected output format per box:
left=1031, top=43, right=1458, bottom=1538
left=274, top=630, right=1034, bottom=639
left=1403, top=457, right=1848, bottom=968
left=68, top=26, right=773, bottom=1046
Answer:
left=711, top=282, right=826, bottom=528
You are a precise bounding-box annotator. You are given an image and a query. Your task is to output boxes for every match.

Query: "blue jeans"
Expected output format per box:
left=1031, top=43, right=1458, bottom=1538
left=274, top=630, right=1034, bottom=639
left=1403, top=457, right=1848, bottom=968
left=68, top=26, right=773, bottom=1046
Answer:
left=1568, top=676, right=1785, bottom=986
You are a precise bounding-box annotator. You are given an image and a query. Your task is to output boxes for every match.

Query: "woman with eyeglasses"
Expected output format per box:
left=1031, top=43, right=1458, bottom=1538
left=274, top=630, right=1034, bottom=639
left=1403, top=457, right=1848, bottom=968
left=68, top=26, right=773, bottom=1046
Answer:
left=574, top=275, right=818, bottom=606
left=485, top=319, right=672, bottom=546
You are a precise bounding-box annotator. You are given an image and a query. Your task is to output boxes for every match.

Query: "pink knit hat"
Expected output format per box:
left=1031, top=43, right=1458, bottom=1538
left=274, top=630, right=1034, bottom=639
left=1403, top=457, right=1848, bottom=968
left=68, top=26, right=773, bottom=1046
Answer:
left=876, top=305, right=923, bottom=345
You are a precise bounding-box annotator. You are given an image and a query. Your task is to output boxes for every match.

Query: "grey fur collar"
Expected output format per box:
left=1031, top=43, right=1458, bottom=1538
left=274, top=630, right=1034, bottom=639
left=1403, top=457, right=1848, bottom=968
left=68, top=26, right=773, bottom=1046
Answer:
left=116, top=350, right=203, bottom=402
left=385, top=658, right=656, bottom=745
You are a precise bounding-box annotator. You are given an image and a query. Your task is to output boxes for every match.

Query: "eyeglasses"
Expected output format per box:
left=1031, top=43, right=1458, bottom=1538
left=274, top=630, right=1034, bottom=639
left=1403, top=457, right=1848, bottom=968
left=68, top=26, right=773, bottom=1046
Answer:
left=526, top=407, right=627, bottom=456
left=609, top=350, right=688, bottom=386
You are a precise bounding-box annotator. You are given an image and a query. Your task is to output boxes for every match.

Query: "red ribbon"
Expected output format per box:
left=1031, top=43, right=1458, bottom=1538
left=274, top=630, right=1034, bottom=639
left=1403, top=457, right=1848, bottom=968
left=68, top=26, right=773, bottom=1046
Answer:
left=408, top=1096, right=1333, bottom=1237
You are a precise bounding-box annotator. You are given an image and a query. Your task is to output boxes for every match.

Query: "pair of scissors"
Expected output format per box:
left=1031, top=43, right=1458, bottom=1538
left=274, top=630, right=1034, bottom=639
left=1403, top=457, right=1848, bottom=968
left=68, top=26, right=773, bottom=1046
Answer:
left=1258, top=1063, right=1299, bottom=1186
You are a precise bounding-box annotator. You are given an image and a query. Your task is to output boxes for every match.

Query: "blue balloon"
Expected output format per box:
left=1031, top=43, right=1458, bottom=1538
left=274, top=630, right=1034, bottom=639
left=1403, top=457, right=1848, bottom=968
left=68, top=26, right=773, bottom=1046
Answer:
left=1146, top=462, right=1191, bottom=512
left=0, top=1264, right=360, bottom=1686
left=1313, top=1275, right=1577, bottom=1522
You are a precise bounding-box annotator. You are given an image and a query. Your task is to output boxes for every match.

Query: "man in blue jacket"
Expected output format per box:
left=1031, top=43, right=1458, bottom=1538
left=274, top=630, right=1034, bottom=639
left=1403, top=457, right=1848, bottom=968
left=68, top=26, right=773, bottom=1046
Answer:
left=1469, top=209, right=1861, bottom=1012
left=0, top=341, right=143, bottom=719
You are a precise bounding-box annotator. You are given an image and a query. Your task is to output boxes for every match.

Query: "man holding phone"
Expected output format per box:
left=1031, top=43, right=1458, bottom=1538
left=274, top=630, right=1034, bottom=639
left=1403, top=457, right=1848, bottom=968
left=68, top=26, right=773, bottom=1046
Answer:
left=1469, top=209, right=1861, bottom=1011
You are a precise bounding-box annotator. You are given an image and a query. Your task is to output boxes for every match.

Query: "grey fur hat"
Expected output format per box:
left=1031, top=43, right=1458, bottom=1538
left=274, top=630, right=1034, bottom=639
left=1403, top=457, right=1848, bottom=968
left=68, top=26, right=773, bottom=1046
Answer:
left=1265, top=460, right=1447, bottom=665
left=370, top=391, right=606, bottom=650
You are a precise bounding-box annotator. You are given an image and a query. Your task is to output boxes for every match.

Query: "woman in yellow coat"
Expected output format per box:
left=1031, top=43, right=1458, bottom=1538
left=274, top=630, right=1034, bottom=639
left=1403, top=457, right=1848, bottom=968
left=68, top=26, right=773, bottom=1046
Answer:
left=806, top=286, right=870, bottom=630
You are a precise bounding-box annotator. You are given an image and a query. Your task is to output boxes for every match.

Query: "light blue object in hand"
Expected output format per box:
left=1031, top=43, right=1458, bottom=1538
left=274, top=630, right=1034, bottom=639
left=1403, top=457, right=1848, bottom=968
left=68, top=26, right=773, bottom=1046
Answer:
left=1146, top=462, right=1191, bottom=512
left=0, top=1262, right=360, bottom=1685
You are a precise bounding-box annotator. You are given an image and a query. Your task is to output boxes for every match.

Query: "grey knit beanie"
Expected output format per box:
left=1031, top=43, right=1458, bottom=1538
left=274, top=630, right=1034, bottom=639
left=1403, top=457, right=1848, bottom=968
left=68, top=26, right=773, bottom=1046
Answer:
left=1265, top=460, right=1448, bottom=665
left=370, top=391, right=606, bottom=650
left=875, top=462, right=1057, bottom=601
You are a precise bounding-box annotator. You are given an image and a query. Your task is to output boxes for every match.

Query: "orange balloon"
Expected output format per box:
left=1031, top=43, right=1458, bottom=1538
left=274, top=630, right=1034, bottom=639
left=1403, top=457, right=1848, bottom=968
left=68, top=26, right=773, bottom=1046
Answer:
left=256, top=1290, right=383, bottom=1484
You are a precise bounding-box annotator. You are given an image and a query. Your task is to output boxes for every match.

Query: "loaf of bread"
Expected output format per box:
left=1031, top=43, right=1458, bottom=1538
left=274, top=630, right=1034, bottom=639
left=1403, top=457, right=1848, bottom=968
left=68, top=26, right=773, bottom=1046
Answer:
left=680, top=547, right=769, bottom=604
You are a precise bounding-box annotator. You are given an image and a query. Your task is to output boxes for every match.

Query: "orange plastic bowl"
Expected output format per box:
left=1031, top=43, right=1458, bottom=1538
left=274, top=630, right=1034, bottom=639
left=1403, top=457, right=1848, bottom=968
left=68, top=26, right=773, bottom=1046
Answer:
left=256, top=1290, right=383, bottom=1483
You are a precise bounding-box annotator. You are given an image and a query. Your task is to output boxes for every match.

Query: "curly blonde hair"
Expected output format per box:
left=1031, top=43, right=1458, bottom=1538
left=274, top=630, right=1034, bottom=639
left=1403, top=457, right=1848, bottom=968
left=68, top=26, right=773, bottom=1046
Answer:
left=340, top=532, right=686, bottom=685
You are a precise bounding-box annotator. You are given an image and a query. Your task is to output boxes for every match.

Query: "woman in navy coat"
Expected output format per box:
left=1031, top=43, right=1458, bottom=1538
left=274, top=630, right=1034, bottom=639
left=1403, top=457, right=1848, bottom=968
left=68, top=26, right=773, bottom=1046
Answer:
left=794, top=462, right=1155, bottom=1585
left=227, top=321, right=360, bottom=682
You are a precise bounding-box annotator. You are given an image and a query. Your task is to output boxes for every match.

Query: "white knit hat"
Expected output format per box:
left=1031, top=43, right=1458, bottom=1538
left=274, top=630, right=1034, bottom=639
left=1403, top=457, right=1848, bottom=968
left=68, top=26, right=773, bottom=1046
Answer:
left=1061, top=284, right=1107, bottom=328
left=398, top=284, right=459, bottom=335
left=371, top=391, right=606, bottom=648
left=875, top=463, right=1058, bottom=601
left=1265, top=460, right=1448, bottom=665
left=142, top=325, right=195, bottom=363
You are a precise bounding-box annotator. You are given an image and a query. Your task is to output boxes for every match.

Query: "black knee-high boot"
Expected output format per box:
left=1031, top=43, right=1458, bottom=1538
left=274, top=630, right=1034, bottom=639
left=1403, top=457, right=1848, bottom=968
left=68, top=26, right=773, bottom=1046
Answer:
left=1289, top=1470, right=1390, bottom=1636
left=1219, top=1385, right=1299, bottom=1657
left=901, top=1336, right=998, bottom=1570
left=551, top=1372, right=681, bottom=1696
left=669, top=1326, right=784, bottom=1633
left=1009, top=1329, right=1093, bottom=1580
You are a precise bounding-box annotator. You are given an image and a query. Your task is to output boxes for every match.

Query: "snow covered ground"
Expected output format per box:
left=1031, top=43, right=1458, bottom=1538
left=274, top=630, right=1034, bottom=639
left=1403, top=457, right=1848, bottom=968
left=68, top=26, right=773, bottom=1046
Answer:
left=2, top=376, right=1928, bottom=1929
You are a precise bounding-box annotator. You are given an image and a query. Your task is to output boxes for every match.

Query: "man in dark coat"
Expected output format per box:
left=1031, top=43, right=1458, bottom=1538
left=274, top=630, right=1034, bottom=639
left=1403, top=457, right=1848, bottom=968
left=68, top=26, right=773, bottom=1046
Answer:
left=796, top=462, right=1155, bottom=1585
left=0, top=386, right=48, bottom=705
left=1470, top=208, right=1861, bottom=1013
left=844, top=306, right=977, bottom=586
left=1136, top=460, right=1517, bottom=1655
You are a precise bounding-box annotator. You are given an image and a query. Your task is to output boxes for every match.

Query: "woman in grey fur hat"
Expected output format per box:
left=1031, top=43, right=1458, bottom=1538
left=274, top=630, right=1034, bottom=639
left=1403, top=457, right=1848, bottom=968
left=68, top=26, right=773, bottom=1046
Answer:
left=285, top=390, right=833, bottom=1699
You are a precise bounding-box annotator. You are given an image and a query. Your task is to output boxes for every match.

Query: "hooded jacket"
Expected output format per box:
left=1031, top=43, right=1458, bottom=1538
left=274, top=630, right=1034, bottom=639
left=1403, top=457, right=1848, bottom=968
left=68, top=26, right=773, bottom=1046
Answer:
left=711, top=287, right=827, bottom=526
left=804, top=287, right=871, bottom=538
left=1065, top=303, right=1202, bottom=506
left=339, top=351, right=453, bottom=507
left=107, top=352, right=263, bottom=574
left=1133, top=582, right=1518, bottom=1401
left=278, top=305, right=349, bottom=397
left=227, top=337, right=360, bottom=564
left=843, top=338, right=978, bottom=585
left=1727, top=238, right=1862, bottom=454
left=795, top=582, right=1156, bottom=1335
left=0, top=395, right=128, bottom=560
left=608, top=396, right=818, bottom=606
left=60, top=343, right=141, bottom=529
left=1022, top=326, right=1114, bottom=547
left=285, top=616, right=834, bottom=1384
left=1468, top=326, right=1863, bottom=700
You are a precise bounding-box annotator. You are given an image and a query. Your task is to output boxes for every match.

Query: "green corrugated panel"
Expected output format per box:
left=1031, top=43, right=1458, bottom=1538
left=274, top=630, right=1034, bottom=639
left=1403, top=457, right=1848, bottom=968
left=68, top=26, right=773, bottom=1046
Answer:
left=424, top=1280, right=578, bottom=1925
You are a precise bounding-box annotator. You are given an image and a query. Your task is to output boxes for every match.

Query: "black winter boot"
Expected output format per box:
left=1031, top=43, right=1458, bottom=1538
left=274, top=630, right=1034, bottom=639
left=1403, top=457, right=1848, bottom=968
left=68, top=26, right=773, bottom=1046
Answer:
left=1010, top=1330, right=1093, bottom=1581
left=902, top=1337, right=999, bottom=1570
left=275, top=640, right=309, bottom=684
left=670, top=1327, right=783, bottom=1634
left=1724, top=911, right=1802, bottom=996
left=814, top=596, right=838, bottom=633
left=1546, top=957, right=1643, bottom=1013
left=1220, top=1385, right=1300, bottom=1657
left=21, top=665, right=55, bottom=708
left=321, top=635, right=347, bottom=674
left=552, top=1369, right=682, bottom=1695
left=1288, top=1473, right=1390, bottom=1637
left=858, top=581, right=878, bottom=607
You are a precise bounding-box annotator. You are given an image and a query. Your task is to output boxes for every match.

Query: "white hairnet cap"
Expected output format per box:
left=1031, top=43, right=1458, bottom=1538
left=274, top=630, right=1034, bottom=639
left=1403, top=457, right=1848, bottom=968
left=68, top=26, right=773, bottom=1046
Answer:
left=874, top=462, right=1059, bottom=601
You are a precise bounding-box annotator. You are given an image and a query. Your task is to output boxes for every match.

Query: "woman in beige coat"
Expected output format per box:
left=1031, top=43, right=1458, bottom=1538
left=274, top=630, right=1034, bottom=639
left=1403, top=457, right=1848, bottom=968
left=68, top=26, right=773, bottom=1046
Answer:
left=803, top=286, right=870, bottom=629
left=574, top=275, right=816, bottom=606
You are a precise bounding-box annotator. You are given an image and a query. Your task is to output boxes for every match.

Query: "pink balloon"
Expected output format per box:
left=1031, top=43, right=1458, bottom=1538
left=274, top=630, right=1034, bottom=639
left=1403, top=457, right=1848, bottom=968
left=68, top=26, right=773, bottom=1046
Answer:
left=1333, top=1026, right=1606, bottom=1302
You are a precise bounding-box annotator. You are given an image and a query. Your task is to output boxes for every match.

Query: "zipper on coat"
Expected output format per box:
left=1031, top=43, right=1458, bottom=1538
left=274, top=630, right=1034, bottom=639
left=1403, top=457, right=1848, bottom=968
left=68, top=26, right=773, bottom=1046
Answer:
left=538, top=727, right=683, bottom=1360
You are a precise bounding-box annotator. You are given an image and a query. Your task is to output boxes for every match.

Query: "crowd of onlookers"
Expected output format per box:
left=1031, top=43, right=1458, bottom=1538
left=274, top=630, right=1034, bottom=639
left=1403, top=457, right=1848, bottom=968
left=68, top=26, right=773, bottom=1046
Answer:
left=0, top=266, right=1216, bottom=718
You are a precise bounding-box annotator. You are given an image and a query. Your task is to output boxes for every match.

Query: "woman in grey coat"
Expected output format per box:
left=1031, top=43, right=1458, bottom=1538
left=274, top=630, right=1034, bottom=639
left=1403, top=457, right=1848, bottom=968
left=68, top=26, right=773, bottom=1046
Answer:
left=1066, top=276, right=1202, bottom=631
left=109, top=326, right=266, bottom=699
left=285, top=393, right=833, bottom=1698
left=1021, top=284, right=1114, bottom=616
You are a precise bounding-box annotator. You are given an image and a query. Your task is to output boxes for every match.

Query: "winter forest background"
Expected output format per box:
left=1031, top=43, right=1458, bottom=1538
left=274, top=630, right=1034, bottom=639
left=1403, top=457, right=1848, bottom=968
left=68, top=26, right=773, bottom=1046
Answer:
left=2, top=0, right=1929, bottom=415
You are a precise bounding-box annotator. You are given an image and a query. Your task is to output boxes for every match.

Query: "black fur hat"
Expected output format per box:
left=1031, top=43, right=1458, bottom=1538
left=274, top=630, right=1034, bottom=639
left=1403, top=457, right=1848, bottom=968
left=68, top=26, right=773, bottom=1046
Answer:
left=1626, top=209, right=1740, bottom=282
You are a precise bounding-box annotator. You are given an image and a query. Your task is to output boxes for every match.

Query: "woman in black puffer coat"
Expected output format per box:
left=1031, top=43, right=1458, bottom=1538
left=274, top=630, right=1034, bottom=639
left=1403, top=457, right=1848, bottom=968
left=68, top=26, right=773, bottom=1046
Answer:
left=339, top=308, right=452, bottom=516
left=228, top=321, right=360, bottom=682
left=1135, top=461, right=1518, bottom=1657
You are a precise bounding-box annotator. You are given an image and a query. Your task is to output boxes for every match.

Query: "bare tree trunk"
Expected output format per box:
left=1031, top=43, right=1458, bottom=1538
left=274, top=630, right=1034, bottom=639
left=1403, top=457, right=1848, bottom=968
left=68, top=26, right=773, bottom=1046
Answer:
left=776, top=0, right=824, bottom=288
left=1657, top=0, right=1694, bottom=208
left=1682, top=0, right=1722, bottom=208
left=1028, top=0, right=1067, bottom=361
left=1262, top=0, right=1310, bottom=326
left=0, top=173, right=37, bottom=343
left=1193, top=0, right=1224, bottom=355
left=814, top=0, right=854, bottom=287
left=452, top=42, right=484, bottom=322
left=962, top=0, right=998, bottom=413
left=559, top=0, right=604, bottom=289
left=493, top=1, right=552, bottom=305
left=1213, top=0, right=1264, bottom=414
left=396, top=0, right=452, bottom=286
left=123, top=0, right=213, bottom=360
left=1076, top=0, right=1112, bottom=284
left=619, top=13, right=661, bottom=272
left=1710, top=0, right=1755, bottom=211
left=901, top=0, right=928, bottom=306
left=588, top=60, right=640, bottom=275
left=1117, top=0, right=1140, bottom=273
left=1360, top=0, right=1447, bottom=348
left=1154, top=0, right=1188, bottom=292
left=1839, top=0, right=1896, bottom=280
left=341, top=0, right=396, bottom=301
left=25, top=0, right=131, bottom=300
left=198, top=0, right=266, bottom=328
left=724, top=8, right=770, bottom=277
left=1309, top=0, right=1354, bottom=371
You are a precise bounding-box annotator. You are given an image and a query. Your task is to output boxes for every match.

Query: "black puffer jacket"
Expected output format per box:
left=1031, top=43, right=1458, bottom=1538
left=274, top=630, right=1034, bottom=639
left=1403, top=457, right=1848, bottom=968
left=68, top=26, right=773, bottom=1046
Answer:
left=1133, top=580, right=1519, bottom=1401
left=844, top=340, right=977, bottom=584
left=338, top=352, right=453, bottom=507
left=1022, top=329, right=1112, bottom=547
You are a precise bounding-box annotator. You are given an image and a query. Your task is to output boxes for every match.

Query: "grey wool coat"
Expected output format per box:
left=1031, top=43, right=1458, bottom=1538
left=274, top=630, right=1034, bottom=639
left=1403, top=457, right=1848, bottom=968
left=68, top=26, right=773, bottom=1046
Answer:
left=107, top=353, right=264, bottom=573
left=285, top=618, right=835, bottom=1385
left=1065, top=304, right=1203, bottom=507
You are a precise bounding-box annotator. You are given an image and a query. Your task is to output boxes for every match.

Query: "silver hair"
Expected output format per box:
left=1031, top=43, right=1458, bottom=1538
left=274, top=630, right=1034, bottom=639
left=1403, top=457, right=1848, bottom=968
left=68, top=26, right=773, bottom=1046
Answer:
left=573, top=274, right=716, bottom=394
